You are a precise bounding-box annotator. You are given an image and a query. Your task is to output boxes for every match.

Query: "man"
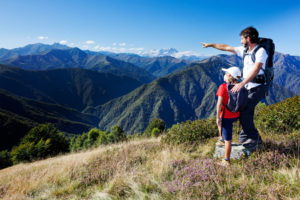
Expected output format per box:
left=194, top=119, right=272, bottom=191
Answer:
left=201, top=26, right=268, bottom=147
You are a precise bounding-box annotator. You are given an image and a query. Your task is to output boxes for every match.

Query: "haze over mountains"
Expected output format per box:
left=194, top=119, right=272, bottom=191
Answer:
left=0, top=43, right=298, bottom=148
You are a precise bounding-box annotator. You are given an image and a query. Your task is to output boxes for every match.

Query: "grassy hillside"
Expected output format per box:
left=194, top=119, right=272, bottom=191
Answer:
left=0, top=96, right=299, bottom=200
left=0, top=135, right=298, bottom=200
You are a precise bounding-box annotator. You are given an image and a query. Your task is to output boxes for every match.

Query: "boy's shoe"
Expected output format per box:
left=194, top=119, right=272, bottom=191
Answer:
left=218, top=159, right=230, bottom=167
left=216, top=139, right=225, bottom=146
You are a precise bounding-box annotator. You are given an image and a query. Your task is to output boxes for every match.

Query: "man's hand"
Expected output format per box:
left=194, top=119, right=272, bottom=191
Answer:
left=201, top=42, right=211, bottom=48
left=201, top=42, right=236, bottom=53
left=231, top=82, right=246, bottom=93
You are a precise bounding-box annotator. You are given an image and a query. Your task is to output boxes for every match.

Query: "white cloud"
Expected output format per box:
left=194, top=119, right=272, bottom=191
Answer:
left=59, top=40, right=68, bottom=45
left=119, top=48, right=126, bottom=52
left=82, top=45, right=89, bottom=50
left=128, top=48, right=144, bottom=51
left=113, top=43, right=117, bottom=46
left=38, top=36, right=48, bottom=40
left=119, top=42, right=126, bottom=46
left=92, top=45, right=145, bottom=54
left=85, top=40, right=95, bottom=45
left=94, top=46, right=113, bottom=51
left=172, top=51, right=202, bottom=58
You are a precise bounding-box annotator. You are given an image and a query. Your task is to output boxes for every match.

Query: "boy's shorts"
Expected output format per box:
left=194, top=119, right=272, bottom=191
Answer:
left=221, top=118, right=238, bottom=141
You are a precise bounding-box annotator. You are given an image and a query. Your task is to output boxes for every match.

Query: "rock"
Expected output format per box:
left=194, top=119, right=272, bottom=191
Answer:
left=213, top=143, right=261, bottom=159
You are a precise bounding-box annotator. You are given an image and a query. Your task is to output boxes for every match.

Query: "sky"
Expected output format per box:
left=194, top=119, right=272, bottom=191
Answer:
left=0, top=0, right=300, bottom=56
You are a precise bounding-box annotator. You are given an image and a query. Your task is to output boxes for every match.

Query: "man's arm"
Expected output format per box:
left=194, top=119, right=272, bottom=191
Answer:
left=231, top=62, right=263, bottom=93
left=201, top=42, right=236, bottom=54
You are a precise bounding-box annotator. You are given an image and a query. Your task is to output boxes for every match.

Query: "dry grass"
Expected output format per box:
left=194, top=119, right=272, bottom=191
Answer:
left=0, top=137, right=191, bottom=200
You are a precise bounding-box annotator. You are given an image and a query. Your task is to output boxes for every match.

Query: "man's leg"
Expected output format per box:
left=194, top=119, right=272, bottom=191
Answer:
left=239, top=85, right=266, bottom=143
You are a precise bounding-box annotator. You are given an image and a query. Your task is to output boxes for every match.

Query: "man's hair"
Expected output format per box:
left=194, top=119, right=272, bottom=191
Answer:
left=240, top=26, right=259, bottom=43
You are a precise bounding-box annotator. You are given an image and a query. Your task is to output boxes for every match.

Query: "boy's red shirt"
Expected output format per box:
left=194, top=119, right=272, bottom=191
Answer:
left=216, top=83, right=240, bottom=119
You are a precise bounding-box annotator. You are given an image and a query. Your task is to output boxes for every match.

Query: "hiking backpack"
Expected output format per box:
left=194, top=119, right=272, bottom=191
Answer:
left=243, top=38, right=275, bottom=93
left=225, top=82, right=248, bottom=113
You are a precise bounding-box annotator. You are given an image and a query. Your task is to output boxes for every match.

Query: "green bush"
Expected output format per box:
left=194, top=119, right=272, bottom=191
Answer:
left=161, top=118, right=218, bottom=145
left=70, top=133, right=88, bottom=151
left=151, top=128, right=161, bottom=137
left=0, top=150, right=12, bottom=169
left=70, top=126, right=126, bottom=151
left=10, top=123, right=69, bottom=164
left=108, top=125, right=127, bottom=143
left=70, top=128, right=110, bottom=151
left=255, top=96, right=300, bottom=134
left=144, top=118, right=166, bottom=137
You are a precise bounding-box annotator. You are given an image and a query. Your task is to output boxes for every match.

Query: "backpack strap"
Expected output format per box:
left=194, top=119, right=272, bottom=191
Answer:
left=242, top=47, right=248, bottom=63
left=249, top=45, right=262, bottom=63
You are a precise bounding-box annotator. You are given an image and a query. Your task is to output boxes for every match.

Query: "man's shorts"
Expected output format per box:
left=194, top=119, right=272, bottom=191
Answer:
left=221, top=118, right=238, bottom=141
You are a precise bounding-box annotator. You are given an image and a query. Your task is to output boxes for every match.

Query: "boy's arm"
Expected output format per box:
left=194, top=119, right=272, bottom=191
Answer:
left=216, top=96, right=223, bottom=125
left=201, top=42, right=236, bottom=54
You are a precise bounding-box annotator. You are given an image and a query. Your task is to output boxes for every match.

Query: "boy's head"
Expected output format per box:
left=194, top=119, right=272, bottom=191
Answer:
left=222, top=67, right=241, bottom=83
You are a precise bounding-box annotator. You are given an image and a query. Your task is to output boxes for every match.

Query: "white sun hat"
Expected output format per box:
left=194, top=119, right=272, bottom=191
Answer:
left=222, top=66, right=242, bottom=79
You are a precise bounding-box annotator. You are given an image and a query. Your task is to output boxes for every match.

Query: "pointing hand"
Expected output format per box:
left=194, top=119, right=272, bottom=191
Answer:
left=201, top=42, right=210, bottom=48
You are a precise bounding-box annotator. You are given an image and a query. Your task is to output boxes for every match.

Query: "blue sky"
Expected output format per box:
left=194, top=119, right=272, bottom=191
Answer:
left=0, top=0, right=300, bottom=56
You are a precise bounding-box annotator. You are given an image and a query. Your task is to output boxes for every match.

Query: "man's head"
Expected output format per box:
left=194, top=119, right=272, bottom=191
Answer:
left=240, top=26, right=259, bottom=47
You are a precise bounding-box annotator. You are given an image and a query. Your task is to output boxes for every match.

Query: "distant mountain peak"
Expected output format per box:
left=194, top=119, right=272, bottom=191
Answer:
left=159, top=48, right=179, bottom=55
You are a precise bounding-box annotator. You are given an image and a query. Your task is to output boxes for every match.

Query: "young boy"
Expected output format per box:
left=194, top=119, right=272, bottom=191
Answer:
left=216, top=66, right=241, bottom=166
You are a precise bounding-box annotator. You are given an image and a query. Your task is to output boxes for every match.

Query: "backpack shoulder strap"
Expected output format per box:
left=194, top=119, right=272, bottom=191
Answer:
left=250, top=45, right=263, bottom=64
left=242, top=48, right=248, bottom=62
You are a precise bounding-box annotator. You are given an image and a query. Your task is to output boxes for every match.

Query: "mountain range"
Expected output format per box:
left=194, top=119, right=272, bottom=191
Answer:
left=0, top=43, right=70, bottom=60
left=0, top=43, right=298, bottom=149
left=0, top=65, right=142, bottom=111
left=0, top=48, right=155, bottom=83
left=84, top=57, right=295, bottom=133
left=105, top=53, right=189, bottom=77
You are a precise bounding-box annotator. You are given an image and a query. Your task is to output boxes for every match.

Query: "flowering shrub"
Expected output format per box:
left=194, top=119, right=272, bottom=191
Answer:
left=165, top=158, right=221, bottom=199
left=165, top=147, right=294, bottom=199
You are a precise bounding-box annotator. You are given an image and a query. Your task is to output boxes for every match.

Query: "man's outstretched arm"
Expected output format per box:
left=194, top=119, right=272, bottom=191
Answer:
left=201, top=42, right=236, bottom=54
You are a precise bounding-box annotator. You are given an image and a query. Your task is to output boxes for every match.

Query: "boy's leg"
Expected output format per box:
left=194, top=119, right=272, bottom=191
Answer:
left=221, top=118, right=237, bottom=159
left=224, top=140, right=232, bottom=159
left=218, top=124, right=222, bottom=138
